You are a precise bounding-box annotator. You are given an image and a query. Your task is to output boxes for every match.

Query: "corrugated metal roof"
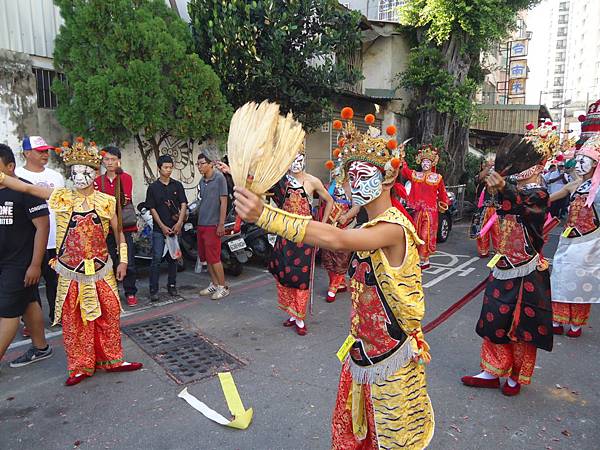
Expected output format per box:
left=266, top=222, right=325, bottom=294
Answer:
left=471, top=104, right=549, bottom=135
left=0, top=0, right=63, bottom=58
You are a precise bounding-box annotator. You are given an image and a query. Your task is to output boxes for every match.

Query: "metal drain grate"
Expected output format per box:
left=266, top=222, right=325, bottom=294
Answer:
left=123, top=315, right=244, bottom=384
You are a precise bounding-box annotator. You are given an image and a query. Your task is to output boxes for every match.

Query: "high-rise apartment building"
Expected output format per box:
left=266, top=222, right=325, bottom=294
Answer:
left=528, top=0, right=600, bottom=120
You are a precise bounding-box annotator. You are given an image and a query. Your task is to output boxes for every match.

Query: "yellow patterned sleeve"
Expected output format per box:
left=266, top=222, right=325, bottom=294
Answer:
left=48, top=188, right=73, bottom=211
left=255, top=203, right=311, bottom=243
left=94, top=192, right=116, bottom=219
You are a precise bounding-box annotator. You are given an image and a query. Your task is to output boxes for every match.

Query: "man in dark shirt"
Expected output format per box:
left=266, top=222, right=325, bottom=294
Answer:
left=144, top=155, right=187, bottom=301
left=196, top=154, right=229, bottom=300
left=0, top=144, right=53, bottom=367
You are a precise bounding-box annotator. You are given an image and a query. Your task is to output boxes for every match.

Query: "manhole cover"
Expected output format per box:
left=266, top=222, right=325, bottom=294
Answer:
left=123, top=315, right=244, bottom=384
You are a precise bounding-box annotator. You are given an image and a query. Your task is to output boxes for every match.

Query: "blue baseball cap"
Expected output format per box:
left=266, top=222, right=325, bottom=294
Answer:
left=23, top=136, right=53, bottom=151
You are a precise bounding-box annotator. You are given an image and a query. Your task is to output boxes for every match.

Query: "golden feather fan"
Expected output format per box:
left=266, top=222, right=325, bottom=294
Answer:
left=227, top=100, right=305, bottom=195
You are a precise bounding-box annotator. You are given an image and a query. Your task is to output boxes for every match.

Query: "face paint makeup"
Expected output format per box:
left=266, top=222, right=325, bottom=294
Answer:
left=347, top=161, right=383, bottom=206
left=71, top=164, right=96, bottom=189
left=421, top=159, right=432, bottom=171
left=575, top=154, right=594, bottom=176
left=290, top=154, right=305, bottom=173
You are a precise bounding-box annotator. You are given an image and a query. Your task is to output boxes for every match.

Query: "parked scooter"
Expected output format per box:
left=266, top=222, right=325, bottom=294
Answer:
left=241, top=221, right=273, bottom=266
left=181, top=200, right=249, bottom=277
left=133, top=202, right=185, bottom=271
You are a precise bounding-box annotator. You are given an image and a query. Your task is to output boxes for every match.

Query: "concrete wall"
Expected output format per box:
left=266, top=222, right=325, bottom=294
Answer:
left=0, top=49, right=68, bottom=173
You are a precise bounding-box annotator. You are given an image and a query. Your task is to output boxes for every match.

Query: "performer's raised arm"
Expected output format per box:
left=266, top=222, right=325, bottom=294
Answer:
left=0, top=172, right=53, bottom=199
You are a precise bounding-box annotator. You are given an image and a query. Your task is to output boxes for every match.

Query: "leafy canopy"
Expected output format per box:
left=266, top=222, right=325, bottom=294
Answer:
left=399, top=0, right=539, bottom=48
left=188, top=0, right=363, bottom=131
left=52, top=0, right=231, bottom=146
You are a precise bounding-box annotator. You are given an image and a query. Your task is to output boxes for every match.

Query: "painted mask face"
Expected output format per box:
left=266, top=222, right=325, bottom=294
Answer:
left=70, top=164, right=96, bottom=189
left=290, top=154, right=305, bottom=173
left=575, top=155, right=595, bottom=176
left=421, top=159, right=432, bottom=171
left=347, top=161, right=383, bottom=206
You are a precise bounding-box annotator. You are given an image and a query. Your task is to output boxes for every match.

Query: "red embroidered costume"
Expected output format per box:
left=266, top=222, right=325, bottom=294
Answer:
left=402, top=146, right=448, bottom=263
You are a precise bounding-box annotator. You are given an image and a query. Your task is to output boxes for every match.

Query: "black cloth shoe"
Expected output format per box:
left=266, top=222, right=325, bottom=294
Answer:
left=150, top=292, right=160, bottom=302
left=167, top=285, right=178, bottom=296
left=10, top=345, right=53, bottom=368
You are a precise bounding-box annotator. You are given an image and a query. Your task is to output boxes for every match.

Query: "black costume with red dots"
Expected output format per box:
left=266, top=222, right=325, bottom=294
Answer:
left=476, top=182, right=553, bottom=352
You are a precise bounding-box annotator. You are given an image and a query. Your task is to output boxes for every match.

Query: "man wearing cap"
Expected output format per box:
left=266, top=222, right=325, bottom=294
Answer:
left=16, top=136, right=65, bottom=323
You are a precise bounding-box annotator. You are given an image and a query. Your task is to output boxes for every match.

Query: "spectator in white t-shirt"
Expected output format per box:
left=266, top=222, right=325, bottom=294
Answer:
left=15, top=136, right=65, bottom=323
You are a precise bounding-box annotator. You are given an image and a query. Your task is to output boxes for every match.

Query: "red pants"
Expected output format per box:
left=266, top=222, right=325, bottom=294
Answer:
left=277, top=282, right=309, bottom=320
left=61, top=279, right=124, bottom=376
left=476, top=206, right=500, bottom=257
left=480, top=340, right=537, bottom=385
left=414, top=209, right=438, bottom=260
left=552, top=302, right=591, bottom=326
left=327, top=272, right=347, bottom=293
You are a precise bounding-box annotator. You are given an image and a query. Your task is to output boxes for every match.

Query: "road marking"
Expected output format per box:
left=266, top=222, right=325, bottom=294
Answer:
left=422, top=252, right=480, bottom=288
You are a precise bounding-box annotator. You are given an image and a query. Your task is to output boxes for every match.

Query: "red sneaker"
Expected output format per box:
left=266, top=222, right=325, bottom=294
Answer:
left=553, top=325, right=564, bottom=335
left=105, top=362, right=143, bottom=373
left=126, top=295, right=138, bottom=307
left=461, top=375, right=500, bottom=388
left=326, top=292, right=336, bottom=303
left=295, top=323, right=307, bottom=336
left=22, top=327, right=30, bottom=338
left=65, top=373, right=91, bottom=386
left=283, top=318, right=296, bottom=327
left=502, top=380, right=521, bottom=396
left=566, top=328, right=582, bottom=338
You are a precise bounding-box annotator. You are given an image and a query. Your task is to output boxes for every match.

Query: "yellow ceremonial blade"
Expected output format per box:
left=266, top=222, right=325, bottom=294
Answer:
left=218, top=372, right=253, bottom=430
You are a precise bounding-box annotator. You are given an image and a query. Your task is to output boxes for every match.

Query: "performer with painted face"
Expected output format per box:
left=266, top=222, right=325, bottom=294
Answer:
left=549, top=133, right=600, bottom=338
left=267, top=147, right=334, bottom=335
left=235, top=107, right=434, bottom=449
left=0, top=137, right=142, bottom=385
left=462, top=124, right=558, bottom=396
left=401, top=144, right=448, bottom=268
left=320, top=157, right=360, bottom=303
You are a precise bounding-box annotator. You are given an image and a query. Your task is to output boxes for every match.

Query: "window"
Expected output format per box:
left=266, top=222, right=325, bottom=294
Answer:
left=558, top=14, right=567, bottom=24
left=556, top=40, right=566, bottom=49
left=32, top=68, right=65, bottom=109
left=557, top=27, right=567, bottom=36
left=554, top=77, right=564, bottom=86
left=559, top=2, right=568, bottom=11
left=378, top=0, right=404, bottom=22
left=555, top=64, right=564, bottom=73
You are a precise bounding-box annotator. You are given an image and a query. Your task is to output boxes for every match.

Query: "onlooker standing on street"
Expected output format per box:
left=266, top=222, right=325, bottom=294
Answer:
left=94, top=146, right=138, bottom=307
left=544, top=162, right=569, bottom=217
left=197, top=154, right=230, bottom=300
left=145, top=155, right=187, bottom=302
left=15, top=136, right=64, bottom=322
left=0, top=144, right=53, bottom=367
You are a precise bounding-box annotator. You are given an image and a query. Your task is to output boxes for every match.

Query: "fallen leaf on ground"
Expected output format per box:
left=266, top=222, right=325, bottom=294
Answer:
left=561, top=430, right=571, bottom=437
left=450, top=425, right=462, bottom=433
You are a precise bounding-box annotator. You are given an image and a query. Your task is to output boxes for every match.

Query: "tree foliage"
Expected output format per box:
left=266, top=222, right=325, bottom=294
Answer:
left=52, top=0, right=231, bottom=179
left=188, top=0, right=363, bottom=131
left=395, top=0, right=540, bottom=184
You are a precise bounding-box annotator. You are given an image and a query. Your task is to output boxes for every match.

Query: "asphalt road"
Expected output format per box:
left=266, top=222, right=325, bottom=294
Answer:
left=1, top=224, right=598, bottom=450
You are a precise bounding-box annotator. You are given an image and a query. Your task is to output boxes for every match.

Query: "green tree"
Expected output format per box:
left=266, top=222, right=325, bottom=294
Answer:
left=188, top=0, right=362, bottom=132
left=397, top=0, right=540, bottom=184
left=52, top=0, right=231, bottom=181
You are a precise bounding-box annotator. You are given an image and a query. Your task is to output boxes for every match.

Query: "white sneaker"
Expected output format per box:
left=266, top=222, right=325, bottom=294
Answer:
left=211, top=286, right=230, bottom=300
left=200, top=282, right=217, bottom=296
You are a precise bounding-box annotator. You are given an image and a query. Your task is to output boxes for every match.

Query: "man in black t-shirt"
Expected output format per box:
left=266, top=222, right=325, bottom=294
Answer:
left=144, top=155, right=187, bottom=301
left=0, top=144, right=53, bottom=367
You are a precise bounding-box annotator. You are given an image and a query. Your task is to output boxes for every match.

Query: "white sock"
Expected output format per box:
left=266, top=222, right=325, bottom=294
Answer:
left=327, top=291, right=335, bottom=297
left=121, top=361, right=131, bottom=366
left=473, top=371, right=498, bottom=380
left=288, top=316, right=296, bottom=323
left=553, top=321, right=561, bottom=327
left=571, top=325, right=581, bottom=332
left=507, top=377, right=517, bottom=387
left=295, top=319, right=305, bottom=328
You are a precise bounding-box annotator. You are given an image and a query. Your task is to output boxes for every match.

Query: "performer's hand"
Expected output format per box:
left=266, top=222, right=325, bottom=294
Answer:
left=24, top=265, right=41, bottom=287
left=485, top=170, right=505, bottom=192
left=116, top=262, right=127, bottom=281
left=234, top=187, right=264, bottom=223
left=215, top=161, right=231, bottom=174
